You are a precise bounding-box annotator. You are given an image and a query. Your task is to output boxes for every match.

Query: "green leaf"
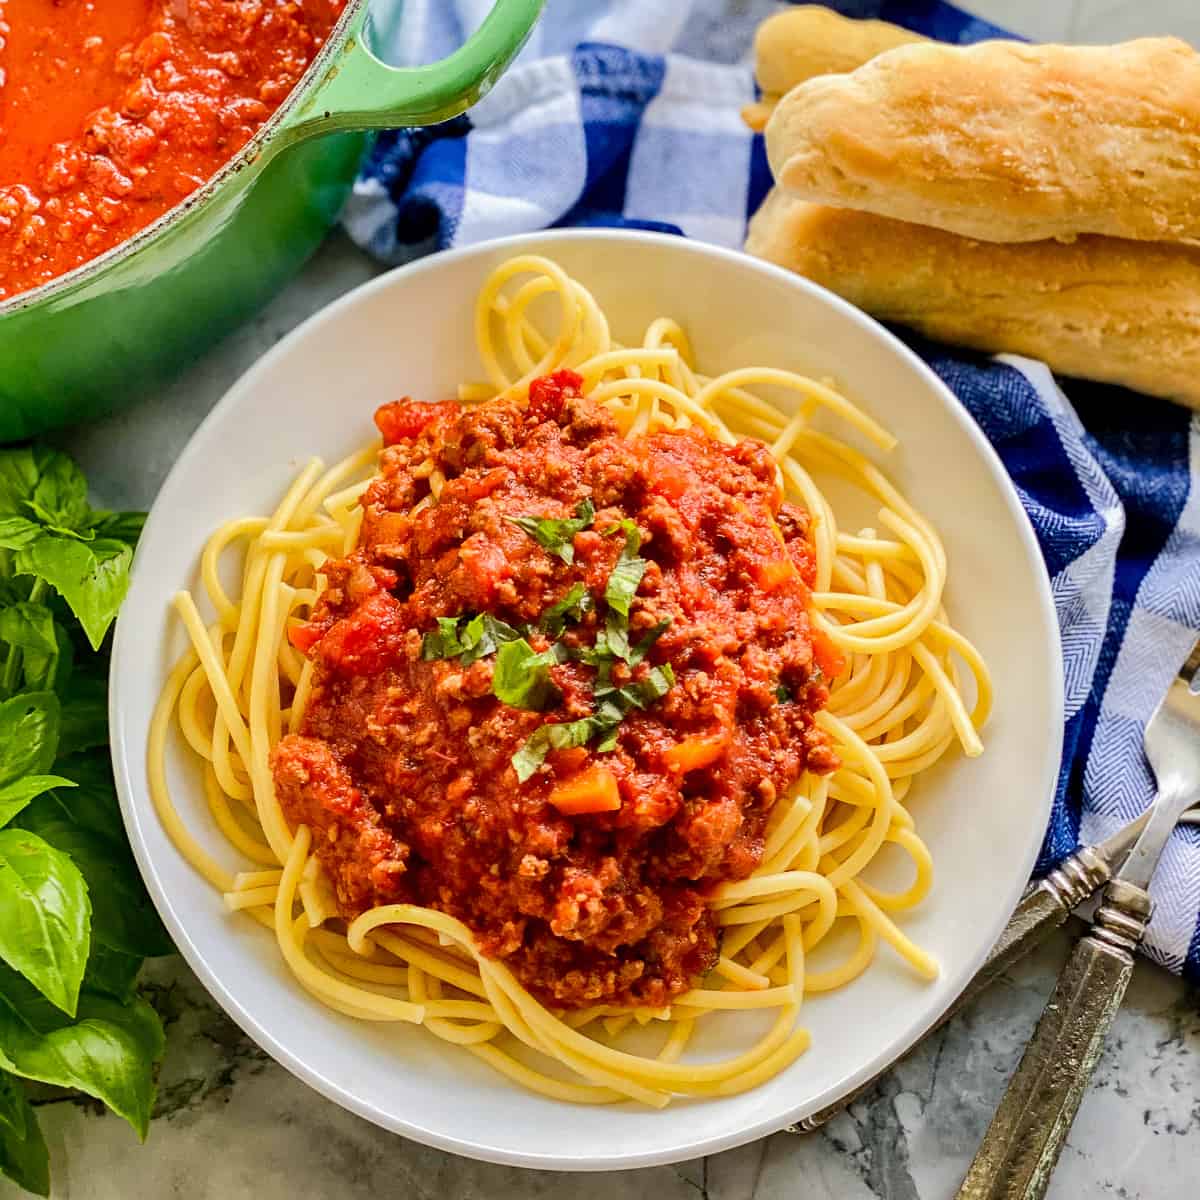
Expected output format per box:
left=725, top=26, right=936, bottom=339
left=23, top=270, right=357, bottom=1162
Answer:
left=775, top=683, right=792, bottom=703
left=603, top=521, right=647, bottom=618
left=46, top=754, right=121, bottom=840
left=0, top=830, right=90, bottom=1015
left=82, top=945, right=142, bottom=1003
left=506, top=498, right=595, bottom=564
left=512, top=718, right=599, bottom=782
left=0, top=451, right=39, bottom=518
left=541, top=583, right=593, bottom=638
left=0, top=1077, right=48, bottom=1197
left=0, top=518, right=43, bottom=553
left=492, top=639, right=560, bottom=712
left=15, top=813, right=170, bottom=958
left=0, top=964, right=164, bottom=1140
left=0, top=1071, right=26, bottom=1142
left=0, top=604, right=61, bottom=693
left=27, top=452, right=90, bottom=539
left=421, top=616, right=468, bottom=661
left=86, top=511, right=145, bottom=546
left=459, top=614, right=525, bottom=666
left=55, top=672, right=107, bottom=758
left=421, top=613, right=525, bottom=665
left=14, top=537, right=133, bottom=651
left=0, top=694, right=59, bottom=788
left=0, top=779, right=75, bottom=831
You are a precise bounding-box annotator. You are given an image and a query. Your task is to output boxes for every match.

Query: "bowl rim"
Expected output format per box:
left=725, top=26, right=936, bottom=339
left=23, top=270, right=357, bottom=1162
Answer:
left=0, top=0, right=366, bottom=319
left=109, top=228, right=1064, bottom=1170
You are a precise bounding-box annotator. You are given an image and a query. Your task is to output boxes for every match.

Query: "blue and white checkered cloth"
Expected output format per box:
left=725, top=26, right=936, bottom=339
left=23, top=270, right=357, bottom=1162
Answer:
left=343, top=0, right=1200, bottom=982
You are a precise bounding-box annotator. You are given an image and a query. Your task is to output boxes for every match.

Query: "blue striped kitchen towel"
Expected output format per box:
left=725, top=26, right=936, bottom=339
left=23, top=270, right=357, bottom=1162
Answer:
left=342, top=0, right=1200, bottom=982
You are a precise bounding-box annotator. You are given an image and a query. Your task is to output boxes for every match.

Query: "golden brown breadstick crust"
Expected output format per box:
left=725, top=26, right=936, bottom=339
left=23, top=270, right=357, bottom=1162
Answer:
left=745, top=189, right=1200, bottom=407
left=765, top=37, right=1200, bottom=244
left=743, top=6, right=926, bottom=130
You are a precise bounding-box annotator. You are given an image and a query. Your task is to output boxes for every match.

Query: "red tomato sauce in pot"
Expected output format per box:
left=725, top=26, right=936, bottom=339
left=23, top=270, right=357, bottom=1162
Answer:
left=272, top=373, right=844, bottom=1009
left=0, top=0, right=344, bottom=300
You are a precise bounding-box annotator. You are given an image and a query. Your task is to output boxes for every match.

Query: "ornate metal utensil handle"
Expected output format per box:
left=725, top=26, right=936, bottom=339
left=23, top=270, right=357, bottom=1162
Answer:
left=790, top=845, right=1114, bottom=1133
left=955, top=879, right=1152, bottom=1200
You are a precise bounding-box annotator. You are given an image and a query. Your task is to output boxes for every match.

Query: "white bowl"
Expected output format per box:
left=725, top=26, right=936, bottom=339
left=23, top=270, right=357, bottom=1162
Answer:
left=110, top=230, right=1062, bottom=1170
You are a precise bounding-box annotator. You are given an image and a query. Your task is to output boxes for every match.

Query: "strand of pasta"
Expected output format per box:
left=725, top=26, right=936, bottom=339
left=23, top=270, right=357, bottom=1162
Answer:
left=148, top=254, right=994, bottom=1107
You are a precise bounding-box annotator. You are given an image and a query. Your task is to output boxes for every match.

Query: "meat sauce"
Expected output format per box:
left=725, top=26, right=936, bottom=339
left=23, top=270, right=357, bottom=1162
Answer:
left=272, top=372, right=843, bottom=1008
left=0, top=0, right=344, bottom=299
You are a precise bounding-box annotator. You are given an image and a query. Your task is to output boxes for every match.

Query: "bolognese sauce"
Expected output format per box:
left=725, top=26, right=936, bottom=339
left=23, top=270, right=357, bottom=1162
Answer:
left=0, top=0, right=343, bottom=299
left=272, top=372, right=844, bottom=1009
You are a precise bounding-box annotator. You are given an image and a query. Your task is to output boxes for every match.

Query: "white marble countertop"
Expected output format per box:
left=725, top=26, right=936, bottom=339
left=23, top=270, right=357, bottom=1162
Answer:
left=20, top=2, right=1200, bottom=1198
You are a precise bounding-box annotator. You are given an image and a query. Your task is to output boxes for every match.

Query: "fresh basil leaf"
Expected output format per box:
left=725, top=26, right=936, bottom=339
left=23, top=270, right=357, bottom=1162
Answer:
left=0, top=694, right=59, bottom=788
left=0, top=1070, right=25, bottom=1142
left=0, top=1075, right=48, bottom=1198
left=604, top=522, right=647, bottom=618
left=512, top=718, right=599, bottom=782
left=460, top=614, right=524, bottom=666
left=593, top=719, right=622, bottom=754
left=602, top=610, right=631, bottom=663
left=82, top=945, right=142, bottom=1004
left=46, top=754, right=121, bottom=840
left=0, top=964, right=164, bottom=1140
left=0, top=518, right=42, bottom=553
left=0, top=605, right=61, bottom=693
left=506, top=498, right=595, bottom=565
left=775, top=683, right=792, bottom=703
left=540, top=583, right=593, bottom=638
left=27, top=453, right=90, bottom=539
left=55, top=672, right=107, bottom=758
left=492, top=639, right=560, bottom=712
left=86, top=511, right=145, bottom=546
left=422, top=613, right=525, bottom=665
left=630, top=618, right=670, bottom=666
left=0, top=779, right=75, bottom=831
left=421, top=616, right=467, bottom=661
left=13, top=537, right=132, bottom=651
left=0, top=452, right=38, bottom=518
left=0, top=829, right=90, bottom=1015
left=620, top=664, right=675, bottom=710
left=14, top=813, right=170, bottom=958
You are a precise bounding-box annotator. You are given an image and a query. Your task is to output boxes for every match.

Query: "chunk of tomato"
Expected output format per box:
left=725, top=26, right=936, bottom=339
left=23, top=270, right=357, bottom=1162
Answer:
left=374, top=399, right=459, bottom=445
left=317, top=592, right=404, bottom=675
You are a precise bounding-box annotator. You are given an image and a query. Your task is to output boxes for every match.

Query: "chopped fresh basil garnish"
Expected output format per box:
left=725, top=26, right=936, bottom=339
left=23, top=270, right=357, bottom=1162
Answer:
left=603, top=520, right=647, bottom=617
left=507, top=498, right=595, bottom=565
left=422, top=613, right=525, bottom=664
left=492, top=639, right=562, bottom=711
left=512, top=717, right=598, bottom=782
left=540, top=583, right=593, bottom=638
left=775, top=683, right=792, bottom=703
left=512, top=663, right=675, bottom=779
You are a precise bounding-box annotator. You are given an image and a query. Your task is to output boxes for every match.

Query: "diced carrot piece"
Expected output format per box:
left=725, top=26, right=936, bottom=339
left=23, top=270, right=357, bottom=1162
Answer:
left=663, top=731, right=730, bottom=774
left=813, top=632, right=846, bottom=681
left=546, top=765, right=622, bottom=815
left=753, top=558, right=797, bottom=591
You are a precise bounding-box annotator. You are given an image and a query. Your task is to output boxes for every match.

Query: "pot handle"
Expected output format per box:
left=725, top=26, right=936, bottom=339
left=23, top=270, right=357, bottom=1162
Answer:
left=279, top=0, right=545, bottom=142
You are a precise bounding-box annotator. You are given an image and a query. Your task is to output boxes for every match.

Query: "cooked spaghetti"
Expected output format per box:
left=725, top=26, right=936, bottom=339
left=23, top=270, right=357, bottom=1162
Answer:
left=150, top=253, right=992, bottom=1107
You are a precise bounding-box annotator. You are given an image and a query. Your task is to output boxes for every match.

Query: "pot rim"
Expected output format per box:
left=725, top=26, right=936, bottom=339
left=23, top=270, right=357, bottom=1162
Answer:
left=0, top=0, right=368, bottom=320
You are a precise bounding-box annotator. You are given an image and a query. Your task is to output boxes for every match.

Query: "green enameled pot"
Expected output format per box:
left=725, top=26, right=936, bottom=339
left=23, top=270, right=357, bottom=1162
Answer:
left=0, top=0, right=544, bottom=442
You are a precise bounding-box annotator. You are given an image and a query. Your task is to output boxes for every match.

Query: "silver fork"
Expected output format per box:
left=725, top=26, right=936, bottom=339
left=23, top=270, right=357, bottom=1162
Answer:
left=957, top=637, right=1200, bottom=1200
left=787, top=802, right=1200, bottom=1134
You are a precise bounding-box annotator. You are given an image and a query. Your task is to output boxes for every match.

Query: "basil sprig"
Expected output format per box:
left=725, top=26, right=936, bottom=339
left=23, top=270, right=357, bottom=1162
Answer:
left=0, top=445, right=168, bottom=1195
